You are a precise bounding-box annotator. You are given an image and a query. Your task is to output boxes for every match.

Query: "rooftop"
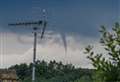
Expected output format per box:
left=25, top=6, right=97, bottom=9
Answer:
left=0, top=69, right=18, bottom=80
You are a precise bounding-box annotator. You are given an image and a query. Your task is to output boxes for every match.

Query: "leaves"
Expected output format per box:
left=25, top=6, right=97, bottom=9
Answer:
left=85, top=22, right=120, bottom=82
left=9, top=60, right=93, bottom=82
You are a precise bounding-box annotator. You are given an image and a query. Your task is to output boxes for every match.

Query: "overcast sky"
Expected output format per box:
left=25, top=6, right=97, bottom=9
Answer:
left=0, top=0, right=119, bottom=68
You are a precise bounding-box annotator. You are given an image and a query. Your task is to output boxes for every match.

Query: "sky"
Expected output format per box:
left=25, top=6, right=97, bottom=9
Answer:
left=0, top=0, right=120, bottom=68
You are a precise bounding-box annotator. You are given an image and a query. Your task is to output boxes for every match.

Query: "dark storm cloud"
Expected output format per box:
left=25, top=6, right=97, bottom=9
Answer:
left=0, top=0, right=119, bottom=37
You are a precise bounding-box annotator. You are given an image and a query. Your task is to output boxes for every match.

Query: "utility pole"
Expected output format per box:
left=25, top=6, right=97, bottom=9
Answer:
left=8, top=19, right=47, bottom=82
left=32, top=27, right=37, bottom=82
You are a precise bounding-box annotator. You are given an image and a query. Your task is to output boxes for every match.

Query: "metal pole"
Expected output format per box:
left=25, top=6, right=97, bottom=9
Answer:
left=8, top=20, right=46, bottom=82
left=32, top=27, right=37, bottom=82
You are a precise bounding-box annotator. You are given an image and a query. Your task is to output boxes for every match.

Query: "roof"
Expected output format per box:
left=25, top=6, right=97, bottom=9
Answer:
left=0, top=69, right=18, bottom=80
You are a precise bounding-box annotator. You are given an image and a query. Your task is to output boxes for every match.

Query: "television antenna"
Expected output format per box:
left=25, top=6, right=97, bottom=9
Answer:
left=8, top=9, right=47, bottom=82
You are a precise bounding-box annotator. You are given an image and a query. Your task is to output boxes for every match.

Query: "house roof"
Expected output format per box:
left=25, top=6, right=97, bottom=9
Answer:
left=0, top=69, right=18, bottom=80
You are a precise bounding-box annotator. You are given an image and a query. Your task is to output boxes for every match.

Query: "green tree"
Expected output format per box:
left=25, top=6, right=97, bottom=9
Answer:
left=9, top=60, right=93, bottom=82
left=85, top=23, right=120, bottom=82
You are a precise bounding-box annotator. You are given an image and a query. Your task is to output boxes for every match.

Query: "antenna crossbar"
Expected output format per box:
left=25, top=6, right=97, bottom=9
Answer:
left=8, top=20, right=45, bottom=26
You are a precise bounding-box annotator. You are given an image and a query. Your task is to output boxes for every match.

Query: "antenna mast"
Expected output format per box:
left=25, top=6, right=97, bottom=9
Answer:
left=8, top=10, right=47, bottom=82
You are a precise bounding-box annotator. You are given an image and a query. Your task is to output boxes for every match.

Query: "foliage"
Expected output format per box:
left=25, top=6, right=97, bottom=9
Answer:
left=9, top=60, right=93, bottom=82
left=85, top=23, right=120, bottom=82
left=74, top=76, right=93, bottom=82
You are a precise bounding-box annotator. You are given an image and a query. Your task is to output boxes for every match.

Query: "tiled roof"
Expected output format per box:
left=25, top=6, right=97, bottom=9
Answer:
left=0, top=69, right=18, bottom=80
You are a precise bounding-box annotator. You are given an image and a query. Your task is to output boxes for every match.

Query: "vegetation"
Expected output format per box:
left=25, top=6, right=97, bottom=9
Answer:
left=9, top=60, right=93, bottom=82
left=85, top=23, right=120, bottom=82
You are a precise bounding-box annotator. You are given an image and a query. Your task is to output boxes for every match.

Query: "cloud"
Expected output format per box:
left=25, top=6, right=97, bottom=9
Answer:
left=0, top=31, right=105, bottom=69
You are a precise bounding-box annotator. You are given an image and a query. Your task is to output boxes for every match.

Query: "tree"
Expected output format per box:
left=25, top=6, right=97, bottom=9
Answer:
left=9, top=63, right=29, bottom=80
left=85, top=23, right=120, bottom=82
